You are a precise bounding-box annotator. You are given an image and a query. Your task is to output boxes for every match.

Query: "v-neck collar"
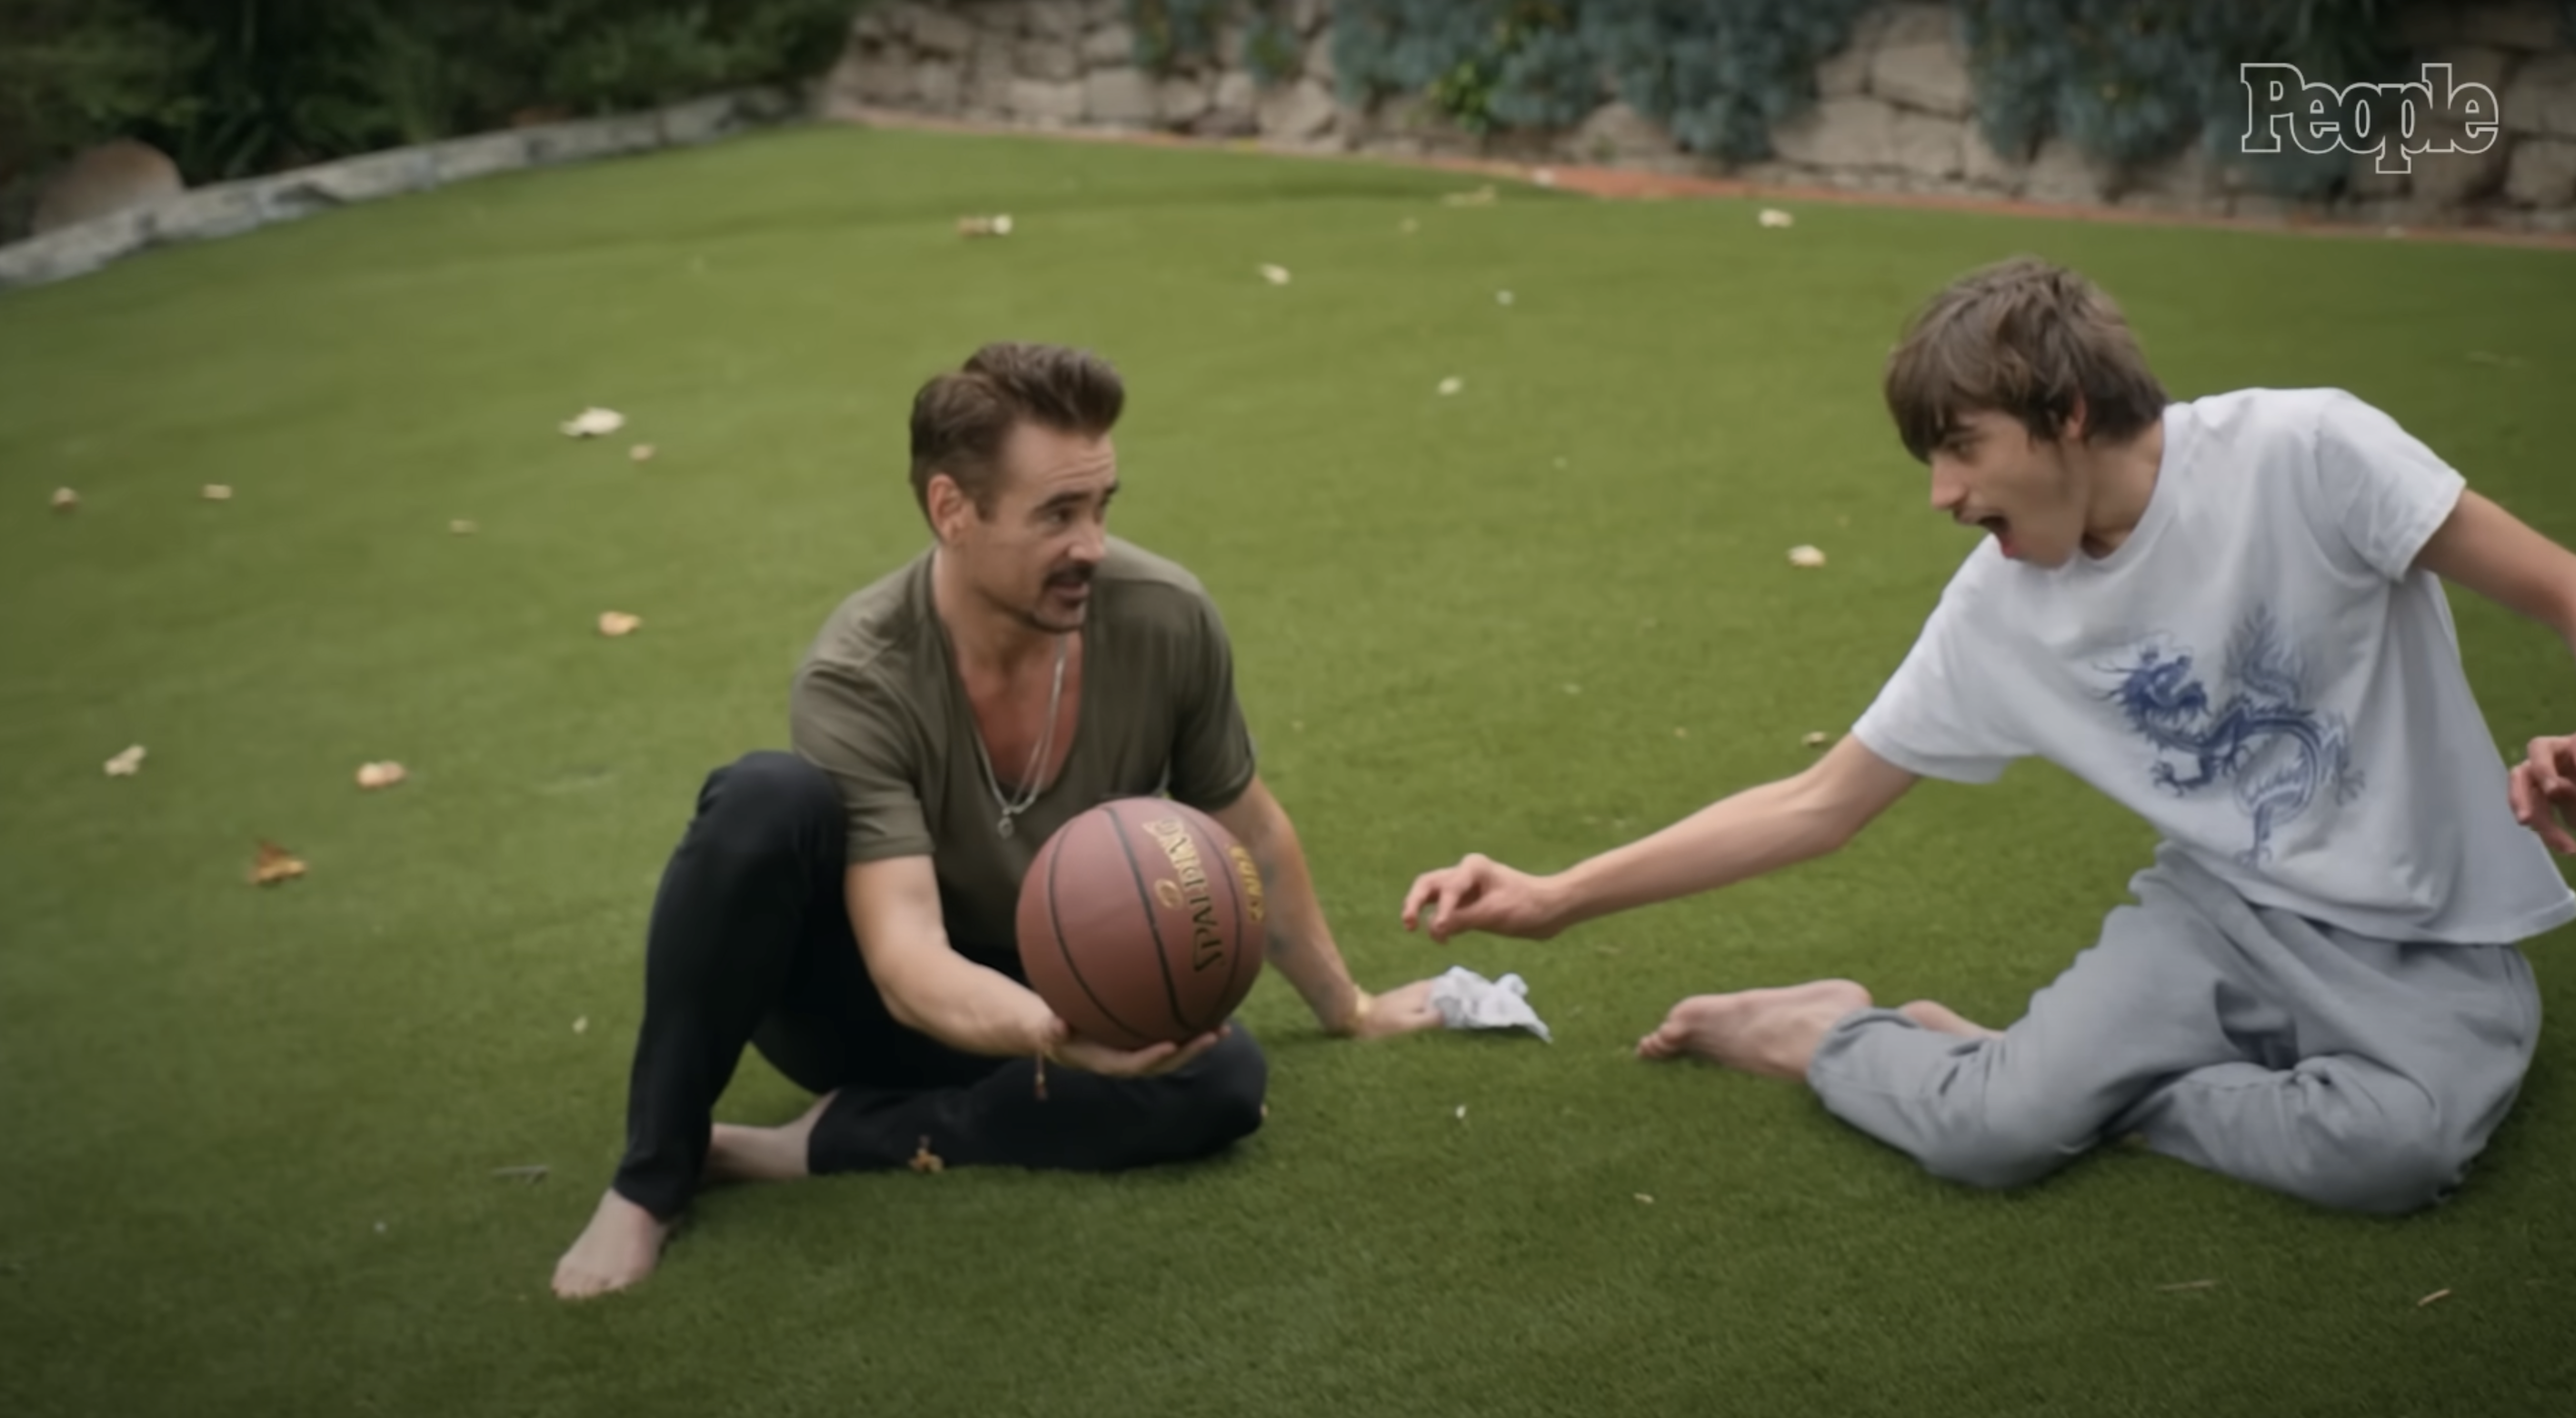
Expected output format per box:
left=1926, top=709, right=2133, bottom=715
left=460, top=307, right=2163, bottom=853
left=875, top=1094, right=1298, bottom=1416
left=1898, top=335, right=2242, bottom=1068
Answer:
left=919, top=557, right=1093, bottom=807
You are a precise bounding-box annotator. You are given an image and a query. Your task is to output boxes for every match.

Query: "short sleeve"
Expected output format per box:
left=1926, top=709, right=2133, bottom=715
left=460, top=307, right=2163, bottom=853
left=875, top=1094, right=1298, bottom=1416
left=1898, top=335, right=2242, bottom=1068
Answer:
left=2309, top=392, right=2467, bottom=581
left=1166, top=592, right=1258, bottom=813
left=789, top=662, right=935, bottom=865
left=1849, top=569, right=2027, bottom=785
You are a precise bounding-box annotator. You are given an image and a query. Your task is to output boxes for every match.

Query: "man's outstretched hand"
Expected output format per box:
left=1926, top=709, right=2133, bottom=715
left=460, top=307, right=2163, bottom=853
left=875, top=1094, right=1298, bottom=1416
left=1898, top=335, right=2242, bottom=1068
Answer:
left=1044, top=1021, right=1228, bottom=1078
left=1401, top=853, right=1567, bottom=944
left=2510, top=734, right=2576, bottom=854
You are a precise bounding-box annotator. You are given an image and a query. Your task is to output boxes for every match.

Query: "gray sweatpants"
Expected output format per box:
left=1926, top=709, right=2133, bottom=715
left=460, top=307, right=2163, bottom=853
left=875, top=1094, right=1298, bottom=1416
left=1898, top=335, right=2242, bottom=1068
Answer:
left=1809, top=844, right=2543, bottom=1213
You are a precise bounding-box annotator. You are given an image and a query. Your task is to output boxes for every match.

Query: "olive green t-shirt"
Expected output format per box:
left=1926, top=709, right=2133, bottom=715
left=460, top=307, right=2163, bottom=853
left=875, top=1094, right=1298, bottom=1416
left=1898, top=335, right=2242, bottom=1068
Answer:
left=787, top=537, right=1258, bottom=979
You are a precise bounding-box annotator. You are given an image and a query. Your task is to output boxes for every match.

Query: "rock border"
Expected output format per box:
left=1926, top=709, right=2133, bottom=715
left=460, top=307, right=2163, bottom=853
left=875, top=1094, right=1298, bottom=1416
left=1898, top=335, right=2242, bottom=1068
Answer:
left=832, top=103, right=2576, bottom=253
left=0, top=87, right=800, bottom=294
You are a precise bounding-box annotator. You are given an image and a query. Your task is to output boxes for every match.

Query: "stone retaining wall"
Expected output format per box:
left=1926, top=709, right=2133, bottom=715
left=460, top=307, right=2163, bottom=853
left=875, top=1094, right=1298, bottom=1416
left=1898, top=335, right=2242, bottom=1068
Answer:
left=824, top=1, right=2576, bottom=235
left=0, top=88, right=797, bottom=293
left=7, top=5, right=2567, bottom=292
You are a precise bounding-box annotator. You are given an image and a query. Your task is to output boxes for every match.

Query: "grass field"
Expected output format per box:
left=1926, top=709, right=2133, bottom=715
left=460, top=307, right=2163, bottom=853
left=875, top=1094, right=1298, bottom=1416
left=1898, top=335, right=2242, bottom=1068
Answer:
left=4, top=122, right=2573, bottom=1418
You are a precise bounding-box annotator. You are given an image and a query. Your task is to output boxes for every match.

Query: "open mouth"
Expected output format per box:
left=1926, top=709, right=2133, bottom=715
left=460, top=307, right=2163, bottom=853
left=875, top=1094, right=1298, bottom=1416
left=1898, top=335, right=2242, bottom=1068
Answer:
left=1967, top=514, right=2014, bottom=555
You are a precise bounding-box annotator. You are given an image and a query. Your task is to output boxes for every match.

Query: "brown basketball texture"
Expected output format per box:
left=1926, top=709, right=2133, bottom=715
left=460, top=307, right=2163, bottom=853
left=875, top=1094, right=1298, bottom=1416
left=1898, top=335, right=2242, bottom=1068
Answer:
left=1015, top=798, right=1266, bottom=1049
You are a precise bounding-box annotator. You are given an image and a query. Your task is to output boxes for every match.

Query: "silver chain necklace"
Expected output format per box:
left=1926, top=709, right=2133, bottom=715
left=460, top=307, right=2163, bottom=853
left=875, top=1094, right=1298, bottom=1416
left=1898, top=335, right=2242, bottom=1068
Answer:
left=976, top=634, right=1068, bottom=839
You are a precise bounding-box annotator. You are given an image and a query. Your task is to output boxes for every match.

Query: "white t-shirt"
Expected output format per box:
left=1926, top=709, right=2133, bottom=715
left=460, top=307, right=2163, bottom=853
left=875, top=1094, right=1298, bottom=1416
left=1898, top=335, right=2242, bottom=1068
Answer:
left=1852, top=387, right=2575, bottom=945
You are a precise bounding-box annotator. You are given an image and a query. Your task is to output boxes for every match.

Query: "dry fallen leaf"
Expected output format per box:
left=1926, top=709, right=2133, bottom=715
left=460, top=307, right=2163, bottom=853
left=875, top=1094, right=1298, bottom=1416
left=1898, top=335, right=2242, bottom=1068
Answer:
left=104, top=744, right=146, bottom=777
left=1673, top=727, right=1688, bottom=739
left=1634, top=1193, right=1654, bottom=1203
left=1454, top=1104, right=1467, bottom=1120
left=629, top=444, right=655, bottom=463
left=450, top=519, right=477, bottom=535
left=202, top=484, right=234, bottom=501
left=354, top=761, right=406, bottom=790
left=1437, top=375, right=1464, bottom=396
left=560, top=407, right=625, bottom=438
left=573, top=1015, right=589, bottom=1034
left=250, top=840, right=307, bottom=886
left=597, top=612, right=642, bottom=637
left=1258, top=263, right=1292, bottom=285
left=1804, top=732, right=1831, bottom=748
left=51, top=487, right=77, bottom=512
left=1788, top=544, right=1827, bottom=568
left=1496, top=289, right=1515, bottom=306
left=2417, top=1288, right=2452, bottom=1308
left=1759, top=207, right=1796, bottom=228
left=908, top=1136, right=946, bottom=1173
left=1442, top=185, right=1498, bottom=207
left=490, top=1164, right=549, bottom=1183
left=955, top=214, right=1013, bottom=237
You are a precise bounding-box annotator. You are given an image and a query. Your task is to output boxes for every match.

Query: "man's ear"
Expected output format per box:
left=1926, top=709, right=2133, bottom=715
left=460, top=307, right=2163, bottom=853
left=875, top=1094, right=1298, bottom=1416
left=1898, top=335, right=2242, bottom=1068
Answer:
left=925, top=471, right=972, bottom=544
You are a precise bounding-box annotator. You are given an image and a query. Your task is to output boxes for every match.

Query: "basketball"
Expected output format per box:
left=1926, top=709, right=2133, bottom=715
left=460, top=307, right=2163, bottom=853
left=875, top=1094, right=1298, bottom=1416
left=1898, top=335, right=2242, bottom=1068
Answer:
left=1015, top=798, right=1266, bottom=1049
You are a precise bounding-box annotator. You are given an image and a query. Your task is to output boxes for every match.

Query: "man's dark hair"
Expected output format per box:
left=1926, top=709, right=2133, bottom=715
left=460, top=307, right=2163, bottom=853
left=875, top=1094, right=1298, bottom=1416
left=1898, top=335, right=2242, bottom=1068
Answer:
left=909, top=343, right=1125, bottom=517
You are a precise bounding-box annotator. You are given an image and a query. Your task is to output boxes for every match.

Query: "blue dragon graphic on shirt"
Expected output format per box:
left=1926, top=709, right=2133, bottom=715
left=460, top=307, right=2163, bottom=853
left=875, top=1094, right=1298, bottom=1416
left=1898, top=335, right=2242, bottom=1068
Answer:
left=2096, top=607, right=2363, bottom=865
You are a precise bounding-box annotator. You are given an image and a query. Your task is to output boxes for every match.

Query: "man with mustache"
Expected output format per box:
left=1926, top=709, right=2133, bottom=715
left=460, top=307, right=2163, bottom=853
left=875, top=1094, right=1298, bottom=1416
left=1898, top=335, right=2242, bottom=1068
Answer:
left=1403, top=256, right=2576, bottom=1214
left=554, top=343, right=1444, bottom=1297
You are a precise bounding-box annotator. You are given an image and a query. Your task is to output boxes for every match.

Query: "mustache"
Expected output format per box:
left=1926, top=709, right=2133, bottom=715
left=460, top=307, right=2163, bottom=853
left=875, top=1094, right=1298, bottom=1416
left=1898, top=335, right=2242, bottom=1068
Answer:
left=1045, top=564, right=1095, bottom=586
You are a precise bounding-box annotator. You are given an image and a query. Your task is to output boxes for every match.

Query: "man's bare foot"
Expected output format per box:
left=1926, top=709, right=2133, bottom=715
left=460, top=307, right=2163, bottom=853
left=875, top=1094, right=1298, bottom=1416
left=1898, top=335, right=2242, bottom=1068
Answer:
left=1635, top=979, right=1872, bottom=1081
left=1898, top=999, right=2003, bottom=1039
left=704, top=1092, right=834, bottom=1183
left=552, top=1189, right=670, bottom=1300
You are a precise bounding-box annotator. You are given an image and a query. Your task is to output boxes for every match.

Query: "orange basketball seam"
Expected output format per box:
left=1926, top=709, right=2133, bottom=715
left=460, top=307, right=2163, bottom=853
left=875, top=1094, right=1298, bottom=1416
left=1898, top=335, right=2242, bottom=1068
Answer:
left=1103, top=801, right=1194, bottom=1039
left=1044, top=811, right=1152, bottom=1046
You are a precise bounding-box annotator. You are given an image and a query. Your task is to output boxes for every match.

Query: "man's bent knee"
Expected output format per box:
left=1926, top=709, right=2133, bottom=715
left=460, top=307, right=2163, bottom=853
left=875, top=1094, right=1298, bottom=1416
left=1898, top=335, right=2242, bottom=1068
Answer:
left=694, top=752, right=842, bottom=854
left=1912, top=1114, right=2095, bottom=1193
left=704, top=751, right=837, bottom=822
left=1174, top=1028, right=1269, bottom=1155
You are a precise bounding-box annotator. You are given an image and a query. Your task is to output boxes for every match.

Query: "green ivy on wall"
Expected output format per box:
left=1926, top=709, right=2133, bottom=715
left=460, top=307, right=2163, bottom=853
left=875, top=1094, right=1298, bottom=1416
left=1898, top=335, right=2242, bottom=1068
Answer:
left=1957, top=0, right=2407, bottom=197
left=1127, top=0, right=1301, bottom=85
left=1331, top=0, right=1873, bottom=158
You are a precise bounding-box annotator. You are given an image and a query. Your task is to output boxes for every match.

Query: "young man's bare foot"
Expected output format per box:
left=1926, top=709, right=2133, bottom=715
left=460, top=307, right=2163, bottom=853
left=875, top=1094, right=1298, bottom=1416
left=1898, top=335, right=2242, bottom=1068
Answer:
left=704, top=1092, right=834, bottom=1183
left=1635, top=979, right=1872, bottom=1081
left=552, top=1189, right=670, bottom=1300
left=1898, top=999, right=2002, bottom=1039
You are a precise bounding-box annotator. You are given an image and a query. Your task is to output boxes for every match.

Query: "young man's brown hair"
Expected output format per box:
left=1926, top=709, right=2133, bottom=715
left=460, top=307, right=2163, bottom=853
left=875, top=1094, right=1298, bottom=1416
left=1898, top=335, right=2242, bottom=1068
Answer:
left=909, top=343, right=1125, bottom=518
left=1884, top=256, right=2168, bottom=462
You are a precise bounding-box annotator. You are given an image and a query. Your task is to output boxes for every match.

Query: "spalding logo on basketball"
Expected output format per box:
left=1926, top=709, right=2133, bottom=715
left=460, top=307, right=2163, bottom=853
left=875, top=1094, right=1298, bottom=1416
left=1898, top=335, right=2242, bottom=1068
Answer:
left=1015, top=798, right=1265, bottom=1049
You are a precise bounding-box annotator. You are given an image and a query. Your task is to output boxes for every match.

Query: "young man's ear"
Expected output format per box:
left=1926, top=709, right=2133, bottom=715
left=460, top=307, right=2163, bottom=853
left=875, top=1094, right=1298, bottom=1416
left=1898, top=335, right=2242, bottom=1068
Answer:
left=2058, top=393, right=2092, bottom=445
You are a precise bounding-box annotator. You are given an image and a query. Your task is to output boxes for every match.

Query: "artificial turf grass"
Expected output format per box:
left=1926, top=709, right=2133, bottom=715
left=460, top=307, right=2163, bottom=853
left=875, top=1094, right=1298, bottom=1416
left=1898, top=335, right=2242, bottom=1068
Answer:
left=2, top=122, right=2573, bottom=1417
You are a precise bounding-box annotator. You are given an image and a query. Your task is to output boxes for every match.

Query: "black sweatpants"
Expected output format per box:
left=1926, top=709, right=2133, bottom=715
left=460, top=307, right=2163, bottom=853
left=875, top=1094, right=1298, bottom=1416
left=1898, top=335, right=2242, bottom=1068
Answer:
left=610, top=751, right=1270, bottom=1220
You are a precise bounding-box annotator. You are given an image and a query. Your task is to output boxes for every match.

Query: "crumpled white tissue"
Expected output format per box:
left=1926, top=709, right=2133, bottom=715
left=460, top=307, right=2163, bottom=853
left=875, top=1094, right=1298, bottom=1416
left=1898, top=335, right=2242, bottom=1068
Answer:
left=1427, top=966, right=1551, bottom=1042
